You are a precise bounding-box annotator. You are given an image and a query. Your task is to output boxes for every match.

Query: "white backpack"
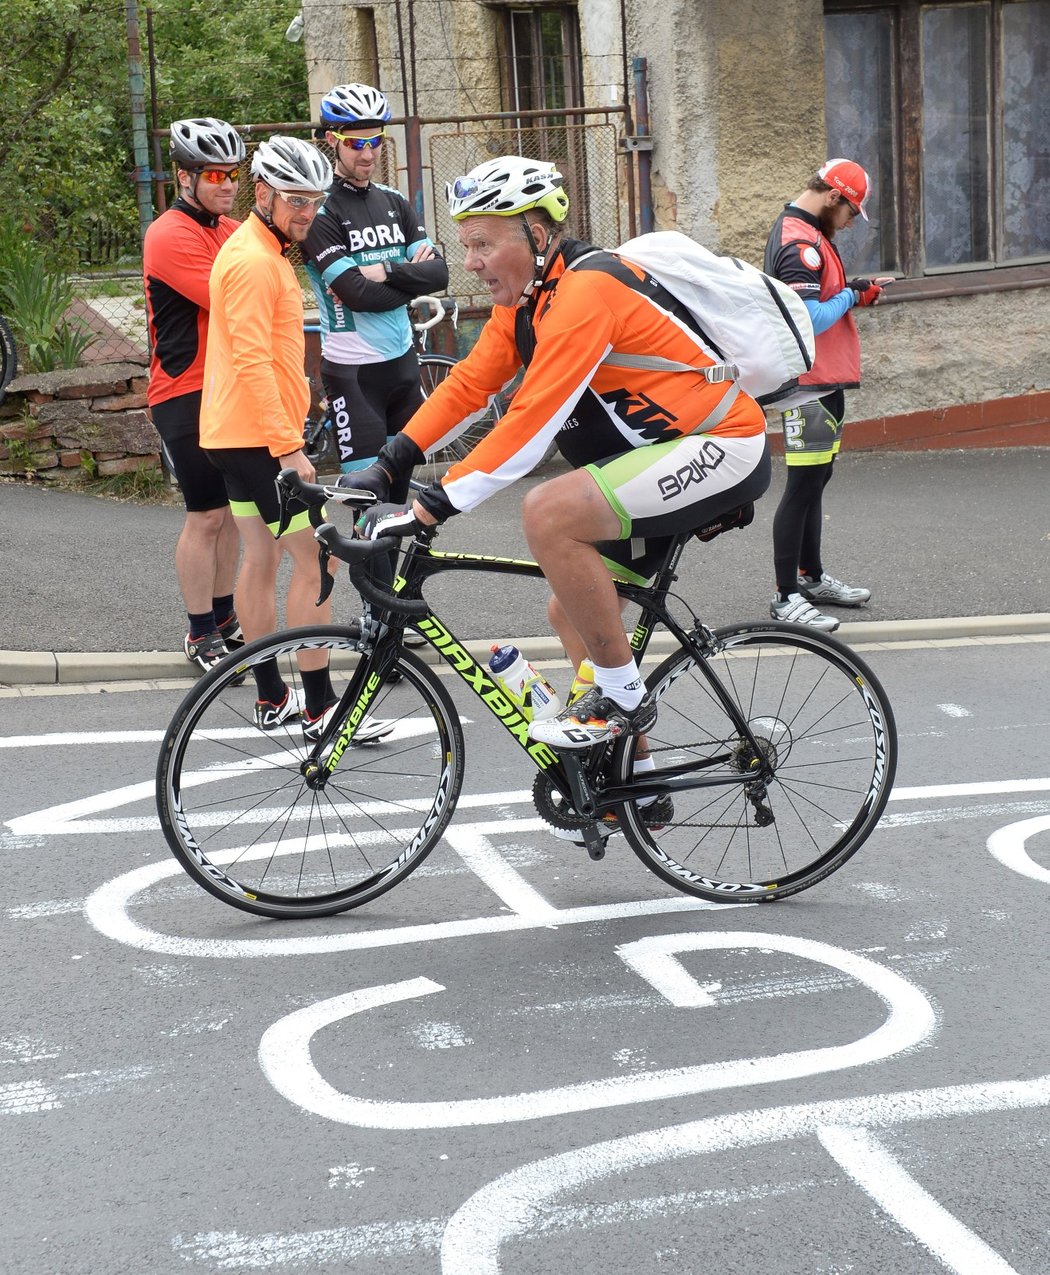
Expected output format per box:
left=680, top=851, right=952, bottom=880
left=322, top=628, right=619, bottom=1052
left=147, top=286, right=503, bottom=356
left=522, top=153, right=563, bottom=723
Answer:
left=600, top=230, right=815, bottom=407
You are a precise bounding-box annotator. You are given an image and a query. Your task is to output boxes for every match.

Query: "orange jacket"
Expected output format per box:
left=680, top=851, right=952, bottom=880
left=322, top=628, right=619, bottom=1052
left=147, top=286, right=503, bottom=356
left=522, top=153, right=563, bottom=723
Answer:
left=404, top=241, right=765, bottom=513
left=200, top=212, right=310, bottom=457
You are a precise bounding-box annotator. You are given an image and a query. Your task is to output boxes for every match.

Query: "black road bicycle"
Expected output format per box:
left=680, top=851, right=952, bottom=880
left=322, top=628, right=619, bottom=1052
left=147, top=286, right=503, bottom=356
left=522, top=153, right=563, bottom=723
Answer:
left=0, top=314, right=17, bottom=404
left=156, top=472, right=898, bottom=919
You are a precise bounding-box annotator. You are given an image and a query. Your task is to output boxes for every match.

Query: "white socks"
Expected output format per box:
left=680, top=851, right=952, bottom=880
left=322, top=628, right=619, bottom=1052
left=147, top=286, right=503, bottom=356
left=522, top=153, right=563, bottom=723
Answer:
left=591, top=658, right=645, bottom=711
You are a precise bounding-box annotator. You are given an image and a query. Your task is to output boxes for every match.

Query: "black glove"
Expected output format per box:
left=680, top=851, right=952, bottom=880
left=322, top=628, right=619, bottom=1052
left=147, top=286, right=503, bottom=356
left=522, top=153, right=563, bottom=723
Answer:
left=337, top=461, right=391, bottom=501
left=356, top=502, right=422, bottom=540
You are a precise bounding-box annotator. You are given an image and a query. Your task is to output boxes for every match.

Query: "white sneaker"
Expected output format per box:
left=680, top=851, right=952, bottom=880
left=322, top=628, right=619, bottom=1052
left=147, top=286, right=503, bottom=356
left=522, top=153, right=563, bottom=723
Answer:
left=254, top=686, right=306, bottom=731
left=303, top=702, right=395, bottom=745
left=798, top=572, right=871, bottom=607
left=770, top=593, right=840, bottom=632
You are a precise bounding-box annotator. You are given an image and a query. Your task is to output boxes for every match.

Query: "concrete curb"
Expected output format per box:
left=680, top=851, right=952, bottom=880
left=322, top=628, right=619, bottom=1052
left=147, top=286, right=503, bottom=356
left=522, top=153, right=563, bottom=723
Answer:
left=2, top=612, right=1049, bottom=687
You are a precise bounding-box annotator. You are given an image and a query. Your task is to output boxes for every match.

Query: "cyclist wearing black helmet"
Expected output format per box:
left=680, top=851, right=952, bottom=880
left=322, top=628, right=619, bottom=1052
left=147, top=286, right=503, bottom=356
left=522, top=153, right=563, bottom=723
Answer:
left=143, top=117, right=245, bottom=672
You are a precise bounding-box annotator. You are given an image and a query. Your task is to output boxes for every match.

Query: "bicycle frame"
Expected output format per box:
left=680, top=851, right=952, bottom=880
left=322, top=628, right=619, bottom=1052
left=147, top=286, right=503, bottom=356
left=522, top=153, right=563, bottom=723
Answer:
left=306, top=529, right=778, bottom=823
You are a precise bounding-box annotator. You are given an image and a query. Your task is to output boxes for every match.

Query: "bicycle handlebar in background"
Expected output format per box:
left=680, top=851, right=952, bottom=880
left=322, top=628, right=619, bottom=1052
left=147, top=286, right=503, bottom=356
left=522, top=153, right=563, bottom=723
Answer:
left=410, top=295, right=458, bottom=333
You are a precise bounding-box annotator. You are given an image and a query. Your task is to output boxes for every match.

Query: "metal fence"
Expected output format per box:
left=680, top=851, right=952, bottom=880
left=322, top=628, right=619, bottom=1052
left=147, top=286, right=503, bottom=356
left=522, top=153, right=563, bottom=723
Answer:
left=75, top=106, right=643, bottom=368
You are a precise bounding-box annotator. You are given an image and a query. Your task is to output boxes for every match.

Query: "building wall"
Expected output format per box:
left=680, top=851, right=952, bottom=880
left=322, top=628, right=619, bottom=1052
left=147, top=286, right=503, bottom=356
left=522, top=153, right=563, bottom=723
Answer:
left=301, top=0, right=1050, bottom=439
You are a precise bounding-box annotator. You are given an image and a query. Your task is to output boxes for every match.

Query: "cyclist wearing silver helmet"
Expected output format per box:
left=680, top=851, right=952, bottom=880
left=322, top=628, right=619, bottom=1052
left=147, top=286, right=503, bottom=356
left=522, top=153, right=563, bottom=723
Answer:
left=351, top=155, right=770, bottom=756
left=143, top=117, right=245, bottom=672
left=200, top=136, right=353, bottom=734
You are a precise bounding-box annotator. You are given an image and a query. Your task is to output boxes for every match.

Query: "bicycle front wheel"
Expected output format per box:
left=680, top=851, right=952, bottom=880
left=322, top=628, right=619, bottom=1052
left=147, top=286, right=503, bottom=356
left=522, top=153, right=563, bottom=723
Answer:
left=156, top=627, right=465, bottom=918
left=415, top=354, right=504, bottom=486
left=613, top=622, right=897, bottom=903
left=0, top=315, right=17, bottom=402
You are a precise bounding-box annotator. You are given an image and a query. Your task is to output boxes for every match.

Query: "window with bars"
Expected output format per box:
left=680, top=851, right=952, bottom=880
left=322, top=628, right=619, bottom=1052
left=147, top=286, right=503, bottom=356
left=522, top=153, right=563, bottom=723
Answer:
left=824, top=0, right=1050, bottom=279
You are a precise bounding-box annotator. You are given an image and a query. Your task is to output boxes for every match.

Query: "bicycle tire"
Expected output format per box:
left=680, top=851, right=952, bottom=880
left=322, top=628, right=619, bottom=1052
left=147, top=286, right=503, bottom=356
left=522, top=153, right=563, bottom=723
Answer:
left=156, top=626, right=465, bottom=918
left=0, top=314, right=17, bottom=403
left=415, top=354, right=504, bottom=486
left=612, top=622, right=897, bottom=903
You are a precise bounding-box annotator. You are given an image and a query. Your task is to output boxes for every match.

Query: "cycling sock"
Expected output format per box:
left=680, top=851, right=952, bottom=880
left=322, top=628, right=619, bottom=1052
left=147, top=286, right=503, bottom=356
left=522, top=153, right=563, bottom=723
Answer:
left=212, top=594, right=235, bottom=626
left=252, top=658, right=286, bottom=705
left=591, top=658, right=645, bottom=711
left=632, top=753, right=658, bottom=808
left=301, top=667, right=336, bottom=719
left=187, top=609, right=217, bottom=640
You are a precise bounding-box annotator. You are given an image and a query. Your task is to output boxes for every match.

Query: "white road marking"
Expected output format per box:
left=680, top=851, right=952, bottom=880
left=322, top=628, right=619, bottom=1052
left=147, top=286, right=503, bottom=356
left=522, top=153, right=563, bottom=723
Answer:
left=257, top=934, right=934, bottom=1128
left=439, top=1075, right=1050, bottom=1272
left=987, top=814, right=1050, bottom=884
left=10, top=775, right=1050, bottom=838
left=817, top=1124, right=1018, bottom=1274
left=936, top=703, right=973, bottom=718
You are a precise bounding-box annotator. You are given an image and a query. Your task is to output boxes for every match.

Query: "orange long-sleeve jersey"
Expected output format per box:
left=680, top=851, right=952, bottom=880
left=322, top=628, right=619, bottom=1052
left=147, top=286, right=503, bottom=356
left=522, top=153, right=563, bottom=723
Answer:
left=199, top=211, right=310, bottom=458
left=404, top=240, right=766, bottom=516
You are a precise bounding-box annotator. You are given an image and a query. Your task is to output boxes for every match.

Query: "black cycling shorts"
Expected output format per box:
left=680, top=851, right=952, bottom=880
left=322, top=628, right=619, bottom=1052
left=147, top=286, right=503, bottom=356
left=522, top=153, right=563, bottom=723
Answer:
left=205, top=446, right=314, bottom=536
left=320, top=348, right=423, bottom=472
left=150, top=390, right=229, bottom=513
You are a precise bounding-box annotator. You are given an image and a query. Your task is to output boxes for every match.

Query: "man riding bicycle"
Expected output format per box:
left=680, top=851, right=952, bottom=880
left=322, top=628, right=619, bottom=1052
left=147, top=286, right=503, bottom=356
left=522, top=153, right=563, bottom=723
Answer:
left=351, top=156, right=771, bottom=750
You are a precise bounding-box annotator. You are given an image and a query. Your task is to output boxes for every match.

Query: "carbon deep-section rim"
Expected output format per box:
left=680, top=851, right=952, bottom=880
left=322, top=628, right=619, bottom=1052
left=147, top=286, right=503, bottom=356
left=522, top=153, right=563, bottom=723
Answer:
left=614, top=622, right=897, bottom=902
left=156, top=626, right=465, bottom=917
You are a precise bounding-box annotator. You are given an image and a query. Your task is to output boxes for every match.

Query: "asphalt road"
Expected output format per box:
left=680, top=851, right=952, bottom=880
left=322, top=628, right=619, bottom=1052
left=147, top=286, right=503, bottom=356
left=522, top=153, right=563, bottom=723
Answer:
left=2, top=634, right=1050, bottom=1272
left=1, top=445, right=1048, bottom=657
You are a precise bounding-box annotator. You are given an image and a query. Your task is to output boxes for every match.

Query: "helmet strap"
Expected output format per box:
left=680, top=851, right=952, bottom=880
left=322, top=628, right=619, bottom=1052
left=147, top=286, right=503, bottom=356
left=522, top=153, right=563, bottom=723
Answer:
left=518, top=215, right=555, bottom=304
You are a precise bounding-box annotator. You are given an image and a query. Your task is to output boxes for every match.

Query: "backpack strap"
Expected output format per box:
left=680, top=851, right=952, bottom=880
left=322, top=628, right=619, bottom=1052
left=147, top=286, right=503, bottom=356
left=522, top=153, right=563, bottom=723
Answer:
left=564, top=250, right=741, bottom=388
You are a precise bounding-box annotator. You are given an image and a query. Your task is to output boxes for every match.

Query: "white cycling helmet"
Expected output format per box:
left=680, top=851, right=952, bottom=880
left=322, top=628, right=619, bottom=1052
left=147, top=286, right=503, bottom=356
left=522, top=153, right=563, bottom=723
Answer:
left=446, top=156, right=569, bottom=222
left=169, top=118, right=245, bottom=167
left=250, top=136, right=333, bottom=192
left=319, top=83, right=392, bottom=130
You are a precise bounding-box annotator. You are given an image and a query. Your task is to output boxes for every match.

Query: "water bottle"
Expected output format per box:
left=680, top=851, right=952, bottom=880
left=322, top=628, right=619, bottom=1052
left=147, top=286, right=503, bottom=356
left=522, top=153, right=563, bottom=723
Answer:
left=568, top=659, right=595, bottom=705
left=488, top=644, right=562, bottom=721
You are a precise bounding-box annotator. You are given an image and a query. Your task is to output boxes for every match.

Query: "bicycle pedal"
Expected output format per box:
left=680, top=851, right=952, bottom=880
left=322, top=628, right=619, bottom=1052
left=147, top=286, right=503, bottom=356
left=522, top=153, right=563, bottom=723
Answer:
left=580, top=825, right=607, bottom=860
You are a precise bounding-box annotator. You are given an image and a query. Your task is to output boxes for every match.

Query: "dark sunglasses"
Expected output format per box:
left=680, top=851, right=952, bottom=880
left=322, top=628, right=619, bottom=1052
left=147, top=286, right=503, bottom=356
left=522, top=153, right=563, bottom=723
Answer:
left=330, top=131, right=385, bottom=150
left=197, top=168, right=240, bottom=185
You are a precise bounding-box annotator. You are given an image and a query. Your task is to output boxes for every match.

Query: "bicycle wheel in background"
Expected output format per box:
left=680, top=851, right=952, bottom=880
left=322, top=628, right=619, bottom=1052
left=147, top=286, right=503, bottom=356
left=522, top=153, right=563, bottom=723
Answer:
left=0, top=315, right=18, bottom=403
left=414, top=354, right=505, bottom=486
left=614, top=622, right=897, bottom=903
left=156, top=627, right=465, bottom=918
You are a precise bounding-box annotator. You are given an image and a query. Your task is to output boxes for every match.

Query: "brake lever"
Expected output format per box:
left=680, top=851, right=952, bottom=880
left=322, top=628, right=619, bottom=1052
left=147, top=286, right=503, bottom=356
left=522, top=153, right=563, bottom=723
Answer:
left=316, top=542, right=335, bottom=606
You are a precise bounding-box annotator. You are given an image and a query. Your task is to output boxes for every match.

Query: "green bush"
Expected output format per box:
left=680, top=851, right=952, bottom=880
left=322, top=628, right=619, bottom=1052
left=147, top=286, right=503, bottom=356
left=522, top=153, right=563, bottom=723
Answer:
left=0, top=235, right=95, bottom=372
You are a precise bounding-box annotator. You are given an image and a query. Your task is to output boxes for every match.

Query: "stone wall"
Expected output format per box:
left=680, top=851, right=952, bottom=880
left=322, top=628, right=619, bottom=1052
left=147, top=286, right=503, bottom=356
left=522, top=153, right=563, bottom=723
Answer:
left=0, top=362, right=158, bottom=480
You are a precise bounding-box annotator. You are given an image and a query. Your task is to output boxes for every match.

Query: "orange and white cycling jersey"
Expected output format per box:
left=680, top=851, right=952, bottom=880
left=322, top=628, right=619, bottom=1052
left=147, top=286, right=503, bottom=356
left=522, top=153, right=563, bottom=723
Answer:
left=403, top=240, right=766, bottom=515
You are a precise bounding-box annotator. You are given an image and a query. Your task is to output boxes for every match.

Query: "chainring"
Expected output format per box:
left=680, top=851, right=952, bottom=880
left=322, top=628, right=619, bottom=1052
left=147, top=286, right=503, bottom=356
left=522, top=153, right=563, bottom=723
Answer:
left=532, top=772, right=592, bottom=832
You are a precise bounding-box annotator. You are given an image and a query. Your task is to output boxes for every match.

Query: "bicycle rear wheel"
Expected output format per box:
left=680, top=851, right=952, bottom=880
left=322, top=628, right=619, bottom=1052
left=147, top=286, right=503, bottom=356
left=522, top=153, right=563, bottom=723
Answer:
left=156, top=626, right=465, bottom=918
left=613, top=622, right=897, bottom=903
left=0, top=315, right=17, bottom=403
left=415, top=354, right=504, bottom=486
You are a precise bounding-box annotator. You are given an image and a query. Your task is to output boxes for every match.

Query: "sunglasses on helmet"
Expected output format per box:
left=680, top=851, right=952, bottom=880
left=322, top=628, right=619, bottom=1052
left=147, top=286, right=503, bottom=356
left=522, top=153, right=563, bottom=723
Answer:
left=330, top=131, right=385, bottom=150
left=447, top=176, right=479, bottom=200
left=195, top=167, right=240, bottom=185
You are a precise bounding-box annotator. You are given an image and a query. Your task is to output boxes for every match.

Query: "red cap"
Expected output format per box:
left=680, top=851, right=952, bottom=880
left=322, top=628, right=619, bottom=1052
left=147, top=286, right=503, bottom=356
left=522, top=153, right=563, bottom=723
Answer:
left=819, top=158, right=870, bottom=220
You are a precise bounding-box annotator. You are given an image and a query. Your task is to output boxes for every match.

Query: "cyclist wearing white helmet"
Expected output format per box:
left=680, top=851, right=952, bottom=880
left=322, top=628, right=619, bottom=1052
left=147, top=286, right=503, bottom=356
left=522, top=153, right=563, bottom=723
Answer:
left=303, top=82, right=447, bottom=480
left=143, top=117, right=246, bottom=673
left=350, top=154, right=771, bottom=757
left=200, top=135, right=345, bottom=733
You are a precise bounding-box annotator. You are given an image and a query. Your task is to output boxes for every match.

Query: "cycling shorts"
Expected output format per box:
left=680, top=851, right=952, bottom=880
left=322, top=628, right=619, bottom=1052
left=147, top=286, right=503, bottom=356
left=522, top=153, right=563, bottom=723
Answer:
left=320, top=348, right=423, bottom=473
left=586, top=432, right=771, bottom=584
left=150, top=390, right=229, bottom=513
left=780, top=389, right=845, bottom=467
left=205, top=446, right=315, bottom=536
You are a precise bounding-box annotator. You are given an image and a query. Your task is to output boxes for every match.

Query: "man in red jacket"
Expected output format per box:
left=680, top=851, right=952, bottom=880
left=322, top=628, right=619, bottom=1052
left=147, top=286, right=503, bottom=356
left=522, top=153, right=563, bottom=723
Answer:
left=763, top=158, right=892, bottom=631
left=143, top=117, right=244, bottom=670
